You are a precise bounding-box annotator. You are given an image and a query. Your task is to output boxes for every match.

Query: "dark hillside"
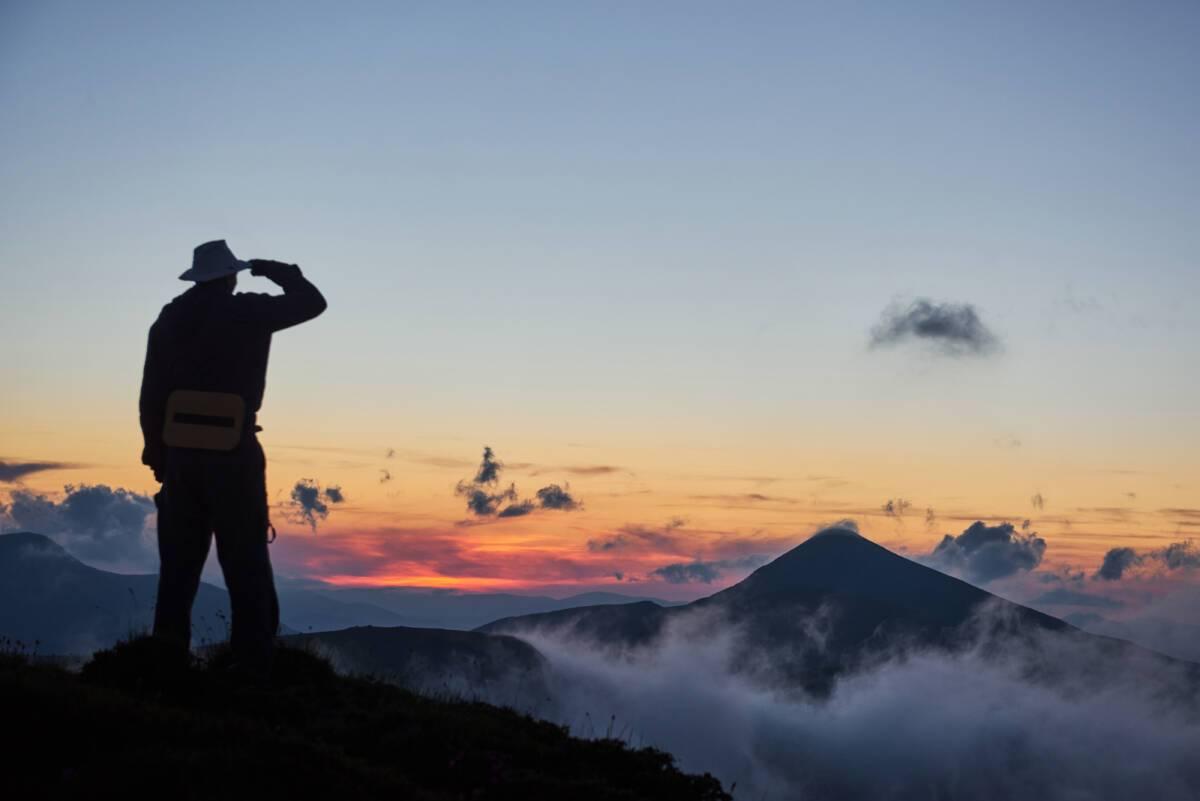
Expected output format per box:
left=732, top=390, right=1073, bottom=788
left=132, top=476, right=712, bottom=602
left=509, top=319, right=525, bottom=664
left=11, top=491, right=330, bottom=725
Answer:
left=285, top=625, right=552, bottom=705
left=1, top=637, right=729, bottom=801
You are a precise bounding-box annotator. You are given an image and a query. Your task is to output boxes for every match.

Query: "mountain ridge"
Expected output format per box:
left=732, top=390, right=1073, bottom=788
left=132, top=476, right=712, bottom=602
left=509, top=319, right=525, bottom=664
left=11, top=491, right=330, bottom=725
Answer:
left=477, top=526, right=1152, bottom=694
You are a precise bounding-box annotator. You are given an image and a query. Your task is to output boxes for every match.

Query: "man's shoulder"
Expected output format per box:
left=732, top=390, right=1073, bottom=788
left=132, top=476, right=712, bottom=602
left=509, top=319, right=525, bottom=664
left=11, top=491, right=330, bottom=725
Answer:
left=149, top=294, right=183, bottom=329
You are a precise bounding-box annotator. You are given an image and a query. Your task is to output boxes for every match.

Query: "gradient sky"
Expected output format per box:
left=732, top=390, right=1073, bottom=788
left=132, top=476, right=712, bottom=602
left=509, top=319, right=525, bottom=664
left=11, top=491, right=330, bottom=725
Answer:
left=2, top=2, right=1198, bottom=603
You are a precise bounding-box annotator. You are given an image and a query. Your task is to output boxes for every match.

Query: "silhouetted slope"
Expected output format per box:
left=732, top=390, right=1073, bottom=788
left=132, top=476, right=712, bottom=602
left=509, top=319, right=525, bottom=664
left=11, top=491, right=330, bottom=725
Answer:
left=481, top=600, right=671, bottom=649
left=1, top=639, right=729, bottom=800
left=286, top=625, right=551, bottom=702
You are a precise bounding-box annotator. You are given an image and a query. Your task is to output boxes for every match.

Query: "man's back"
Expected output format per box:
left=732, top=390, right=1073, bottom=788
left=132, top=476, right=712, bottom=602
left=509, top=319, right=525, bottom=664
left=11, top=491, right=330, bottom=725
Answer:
left=141, top=244, right=326, bottom=678
left=139, top=260, right=326, bottom=472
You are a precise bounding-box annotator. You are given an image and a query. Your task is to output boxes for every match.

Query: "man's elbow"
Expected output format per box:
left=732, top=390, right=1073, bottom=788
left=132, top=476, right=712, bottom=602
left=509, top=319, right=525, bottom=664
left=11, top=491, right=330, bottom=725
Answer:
left=310, top=291, right=328, bottom=319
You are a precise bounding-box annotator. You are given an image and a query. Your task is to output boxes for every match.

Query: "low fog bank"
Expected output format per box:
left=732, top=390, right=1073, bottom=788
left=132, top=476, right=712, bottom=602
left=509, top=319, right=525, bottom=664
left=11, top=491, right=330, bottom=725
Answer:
left=504, top=608, right=1200, bottom=800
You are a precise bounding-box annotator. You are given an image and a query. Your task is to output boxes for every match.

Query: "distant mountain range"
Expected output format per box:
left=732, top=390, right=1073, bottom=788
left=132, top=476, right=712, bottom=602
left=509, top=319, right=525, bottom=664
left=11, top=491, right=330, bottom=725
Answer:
left=480, top=527, right=1189, bottom=694
left=5, top=527, right=1193, bottom=699
left=0, top=532, right=232, bottom=654
left=305, top=586, right=675, bottom=632
left=0, top=531, right=664, bottom=654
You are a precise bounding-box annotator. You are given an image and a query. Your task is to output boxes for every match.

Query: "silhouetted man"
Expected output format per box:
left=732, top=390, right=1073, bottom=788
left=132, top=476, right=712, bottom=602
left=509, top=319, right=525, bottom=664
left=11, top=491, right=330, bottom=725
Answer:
left=139, top=240, right=326, bottom=676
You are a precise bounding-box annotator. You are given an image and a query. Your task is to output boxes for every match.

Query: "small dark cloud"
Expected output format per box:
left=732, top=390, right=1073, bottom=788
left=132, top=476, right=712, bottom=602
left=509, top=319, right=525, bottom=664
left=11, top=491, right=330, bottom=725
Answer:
left=869, top=299, right=1000, bottom=357
left=1095, top=547, right=1142, bottom=581
left=1031, top=493, right=1046, bottom=511
left=385, top=448, right=396, bottom=459
left=882, top=498, right=911, bottom=517
left=379, top=469, right=392, bottom=484
left=497, top=499, right=535, bottom=518
left=535, top=484, right=580, bottom=511
left=613, top=571, right=625, bottom=581
left=925, top=521, right=1047, bottom=583
left=1, top=484, right=155, bottom=567
left=456, top=482, right=518, bottom=517
left=650, top=554, right=770, bottom=585
left=1094, top=540, right=1198, bottom=580
left=474, top=446, right=503, bottom=485
left=1099, top=544, right=1142, bottom=582
left=924, top=507, right=936, bottom=528
left=1156, top=540, right=1200, bottom=571
left=286, top=479, right=345, bottom=531
left=455, top=447, right=582, bottom=518
left=0, top=459, right=80, bottom=483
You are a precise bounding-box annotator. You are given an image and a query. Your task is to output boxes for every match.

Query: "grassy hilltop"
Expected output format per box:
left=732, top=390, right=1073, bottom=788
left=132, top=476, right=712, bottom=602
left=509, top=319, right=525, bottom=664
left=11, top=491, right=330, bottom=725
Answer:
left=2, top=638, right=729, bottom=801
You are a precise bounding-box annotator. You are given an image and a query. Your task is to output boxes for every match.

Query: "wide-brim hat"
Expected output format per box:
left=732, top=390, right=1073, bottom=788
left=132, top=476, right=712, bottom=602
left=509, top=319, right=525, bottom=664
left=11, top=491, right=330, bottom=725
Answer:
left=179, top=239, right=251, bottom=282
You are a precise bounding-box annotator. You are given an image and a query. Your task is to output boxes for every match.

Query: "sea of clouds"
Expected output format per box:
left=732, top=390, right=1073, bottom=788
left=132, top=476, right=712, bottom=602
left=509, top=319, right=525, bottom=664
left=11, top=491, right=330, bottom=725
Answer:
left=503, top=606, right=1200, bottom=801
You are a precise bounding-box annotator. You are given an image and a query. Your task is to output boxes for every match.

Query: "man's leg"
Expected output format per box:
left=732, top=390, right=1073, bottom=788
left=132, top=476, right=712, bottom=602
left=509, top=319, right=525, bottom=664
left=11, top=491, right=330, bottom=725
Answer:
left=152, top=456, right=212, bottom=653
left=211, top=440, right=278, bottom=675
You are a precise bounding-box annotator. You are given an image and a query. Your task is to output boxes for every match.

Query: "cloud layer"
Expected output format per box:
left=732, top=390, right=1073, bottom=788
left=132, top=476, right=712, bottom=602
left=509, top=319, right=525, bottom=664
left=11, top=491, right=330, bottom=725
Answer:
left=510, top=608, right=1200, bottom=800
left=0, top=459, right=79, bottom=483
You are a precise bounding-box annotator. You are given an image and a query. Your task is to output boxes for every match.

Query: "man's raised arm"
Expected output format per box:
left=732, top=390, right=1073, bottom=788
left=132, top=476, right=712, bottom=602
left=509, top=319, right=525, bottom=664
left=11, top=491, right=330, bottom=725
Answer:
left=242, top=259, right=328, bottom=332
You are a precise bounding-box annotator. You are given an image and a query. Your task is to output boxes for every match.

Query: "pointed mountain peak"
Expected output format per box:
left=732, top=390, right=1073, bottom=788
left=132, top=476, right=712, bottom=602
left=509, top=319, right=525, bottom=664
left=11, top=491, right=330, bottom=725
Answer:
left=728, top=525, right=993, bottom=612
left=806, top=524, right=865, bottom=541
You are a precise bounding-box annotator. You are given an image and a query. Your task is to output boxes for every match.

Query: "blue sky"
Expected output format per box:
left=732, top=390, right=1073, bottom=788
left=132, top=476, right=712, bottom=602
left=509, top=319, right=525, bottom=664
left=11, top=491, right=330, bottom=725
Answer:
left=2, top=2, right=1198, bottom=589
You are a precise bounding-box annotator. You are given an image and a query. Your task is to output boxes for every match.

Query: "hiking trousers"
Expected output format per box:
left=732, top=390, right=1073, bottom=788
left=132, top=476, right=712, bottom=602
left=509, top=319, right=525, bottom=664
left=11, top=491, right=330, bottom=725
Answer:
left=152, top=436, right=279, bottom=671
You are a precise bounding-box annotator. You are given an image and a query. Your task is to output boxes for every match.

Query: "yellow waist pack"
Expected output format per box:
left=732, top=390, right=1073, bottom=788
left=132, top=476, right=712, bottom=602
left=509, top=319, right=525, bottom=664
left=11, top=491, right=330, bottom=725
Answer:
left=162, top=390, right=246, bottom=451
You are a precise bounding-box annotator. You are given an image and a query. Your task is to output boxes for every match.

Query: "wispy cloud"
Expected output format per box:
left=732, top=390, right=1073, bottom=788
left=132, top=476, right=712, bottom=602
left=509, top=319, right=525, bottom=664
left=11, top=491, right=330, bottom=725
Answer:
left=687, top=493, right=800, bottom=506
left=649, top=554, right=770, bottom=584
left=529, top=464, right=626, bottom=477
left=0, top=459, right=82, bottom=483
left=882, top=498, right=912, bottom=518
left=587, top=518, right=686, bottom=553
